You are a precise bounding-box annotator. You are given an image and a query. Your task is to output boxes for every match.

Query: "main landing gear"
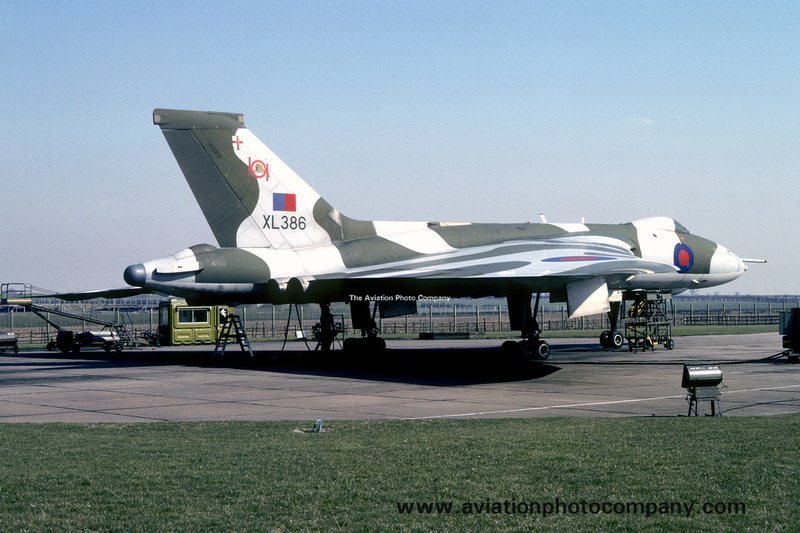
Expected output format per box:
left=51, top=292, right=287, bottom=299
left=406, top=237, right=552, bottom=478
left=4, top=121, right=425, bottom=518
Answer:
left=340, top=300, right=387, bottom=353
left=308, top=301, right=385, bottom=354
left=502, top=292, right=550, bottom=362
left=599, top=300, right=624, bottom=350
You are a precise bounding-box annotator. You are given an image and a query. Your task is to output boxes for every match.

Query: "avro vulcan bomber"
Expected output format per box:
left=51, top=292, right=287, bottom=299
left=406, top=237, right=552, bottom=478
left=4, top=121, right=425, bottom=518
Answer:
left=116, top=109, right=757, bottom=359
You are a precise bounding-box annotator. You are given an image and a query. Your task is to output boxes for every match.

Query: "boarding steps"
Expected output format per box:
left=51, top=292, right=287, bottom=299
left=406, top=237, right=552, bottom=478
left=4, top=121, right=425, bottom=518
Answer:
left=1, top=282, right=136, bottom=350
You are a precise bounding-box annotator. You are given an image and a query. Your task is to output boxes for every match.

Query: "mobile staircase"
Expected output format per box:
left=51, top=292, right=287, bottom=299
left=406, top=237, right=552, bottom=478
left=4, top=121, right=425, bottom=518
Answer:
left=1, top=283, right=136, bottom=353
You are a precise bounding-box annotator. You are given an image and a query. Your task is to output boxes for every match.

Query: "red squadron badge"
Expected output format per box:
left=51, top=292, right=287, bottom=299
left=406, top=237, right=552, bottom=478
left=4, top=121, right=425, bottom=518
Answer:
left=248, top=157, right=269, bottom=179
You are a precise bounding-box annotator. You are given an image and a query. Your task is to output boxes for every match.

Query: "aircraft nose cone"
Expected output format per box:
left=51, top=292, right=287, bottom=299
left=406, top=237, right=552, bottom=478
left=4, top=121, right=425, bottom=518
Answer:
left=710, top=245, right=745, bottom=279
left=124, top=263, right=147, bottom=286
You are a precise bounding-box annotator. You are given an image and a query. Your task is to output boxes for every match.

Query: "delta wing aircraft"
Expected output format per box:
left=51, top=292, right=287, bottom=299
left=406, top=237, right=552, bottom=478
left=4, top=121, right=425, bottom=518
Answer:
left=116, top=108, right=755, bottom=360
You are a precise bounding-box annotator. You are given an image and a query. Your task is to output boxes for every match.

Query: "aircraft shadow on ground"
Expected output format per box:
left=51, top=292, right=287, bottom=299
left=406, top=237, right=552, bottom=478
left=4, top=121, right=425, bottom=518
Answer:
left=251, top=346, right=562, bottom=385
left=3, top=346, right=561, bottom=386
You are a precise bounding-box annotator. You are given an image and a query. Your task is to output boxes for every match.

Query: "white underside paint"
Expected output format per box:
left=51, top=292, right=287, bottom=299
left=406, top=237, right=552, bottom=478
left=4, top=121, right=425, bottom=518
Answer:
left=373, top=221, right=456, bottom=254
left=567, top=277, right=611, bottom=318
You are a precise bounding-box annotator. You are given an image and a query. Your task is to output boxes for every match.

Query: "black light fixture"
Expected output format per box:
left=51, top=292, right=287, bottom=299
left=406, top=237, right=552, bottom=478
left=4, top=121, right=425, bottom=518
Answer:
left=682, top=363, right=722, bottom=416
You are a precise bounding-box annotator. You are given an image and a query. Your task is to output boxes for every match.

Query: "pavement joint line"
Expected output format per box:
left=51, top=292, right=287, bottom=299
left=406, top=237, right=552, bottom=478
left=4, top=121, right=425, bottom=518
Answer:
left=405, top=394, right=688, bottom=419
left=406, top=384, right=800, bottom=420
left=719, top=383, right=800, bottom=394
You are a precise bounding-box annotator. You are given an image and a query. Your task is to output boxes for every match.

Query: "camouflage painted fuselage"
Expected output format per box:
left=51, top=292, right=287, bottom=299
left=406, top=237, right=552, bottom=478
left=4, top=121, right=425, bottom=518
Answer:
left=123, top=109, right=746, bottom=317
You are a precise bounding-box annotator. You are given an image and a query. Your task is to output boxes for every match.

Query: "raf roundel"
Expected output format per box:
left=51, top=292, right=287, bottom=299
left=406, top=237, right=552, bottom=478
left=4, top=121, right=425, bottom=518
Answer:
left=673, top=243, right=694, bottom=273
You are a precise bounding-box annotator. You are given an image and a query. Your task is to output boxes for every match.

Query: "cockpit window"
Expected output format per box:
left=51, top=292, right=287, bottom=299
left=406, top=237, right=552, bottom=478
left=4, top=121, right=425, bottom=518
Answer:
left=674, top=220, right=690, bottom=234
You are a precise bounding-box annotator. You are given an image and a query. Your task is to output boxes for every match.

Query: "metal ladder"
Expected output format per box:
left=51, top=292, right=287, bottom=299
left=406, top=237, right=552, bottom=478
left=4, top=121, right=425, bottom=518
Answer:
left=213, top=315, right=254, bottom=358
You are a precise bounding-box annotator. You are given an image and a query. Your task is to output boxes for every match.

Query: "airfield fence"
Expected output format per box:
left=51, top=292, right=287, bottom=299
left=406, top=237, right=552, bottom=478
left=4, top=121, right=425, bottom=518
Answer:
left=240, top=299, right=789, bottom=339
left=1, top=297, right=794, bottom=346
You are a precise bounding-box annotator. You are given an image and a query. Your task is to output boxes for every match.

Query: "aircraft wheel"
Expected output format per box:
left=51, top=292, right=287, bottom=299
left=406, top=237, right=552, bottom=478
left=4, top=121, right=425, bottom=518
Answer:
left=501, top=340, right=519, bottom=352
left=599, top=331, right=610, bottom=348
left=500, top=340, right=523, bottom=362
left=519, top=340, right=550, bottom=361
left=342, top=337, right=386, bottom=353
left=610, top=330, right=624, bottom=349
left=519, top=340, right=535, bottom=361
left=535, top=340, right=550, bottom=360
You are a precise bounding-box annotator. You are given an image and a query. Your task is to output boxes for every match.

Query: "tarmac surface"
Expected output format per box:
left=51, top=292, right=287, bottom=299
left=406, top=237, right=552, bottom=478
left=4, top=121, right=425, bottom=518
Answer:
left=0, top=333, right=797, bottom=422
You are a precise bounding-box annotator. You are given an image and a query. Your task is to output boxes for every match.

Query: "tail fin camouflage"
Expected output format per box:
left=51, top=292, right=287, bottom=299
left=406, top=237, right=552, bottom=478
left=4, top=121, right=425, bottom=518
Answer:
left=153, top=108, right=355, bottom=250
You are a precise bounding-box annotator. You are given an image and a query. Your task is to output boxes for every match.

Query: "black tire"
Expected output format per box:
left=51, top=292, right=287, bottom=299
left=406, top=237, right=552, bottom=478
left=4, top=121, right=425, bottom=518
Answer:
left=500, top=341, right=523, bottom=363
left=536, top=341, right=550, bottom=360
left=599, top=331, right=610, bottom=348
left=501, top=340, right=519, bottom=353
left=342, top=337, right=386, bottom=353
left=610, top=330, right=624, bottom=349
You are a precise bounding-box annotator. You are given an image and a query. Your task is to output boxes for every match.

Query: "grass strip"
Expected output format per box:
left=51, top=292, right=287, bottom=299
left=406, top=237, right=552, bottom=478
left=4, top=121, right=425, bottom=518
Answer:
left=0, top=415, right=797, bottom=531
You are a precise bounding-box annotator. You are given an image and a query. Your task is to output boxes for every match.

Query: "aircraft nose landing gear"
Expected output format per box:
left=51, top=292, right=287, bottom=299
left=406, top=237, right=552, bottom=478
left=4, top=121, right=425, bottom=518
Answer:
left=599, top=330, right=624, bottom=349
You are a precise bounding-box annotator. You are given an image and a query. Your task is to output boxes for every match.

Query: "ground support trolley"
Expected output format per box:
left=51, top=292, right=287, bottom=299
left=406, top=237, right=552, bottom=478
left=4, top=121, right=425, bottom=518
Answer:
left=623, top=291, right=675, bottom=352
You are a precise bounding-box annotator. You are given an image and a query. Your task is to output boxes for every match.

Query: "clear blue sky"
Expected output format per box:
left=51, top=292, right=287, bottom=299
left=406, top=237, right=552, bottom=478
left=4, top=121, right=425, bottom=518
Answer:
left=2, top=1, right=798, bottom=294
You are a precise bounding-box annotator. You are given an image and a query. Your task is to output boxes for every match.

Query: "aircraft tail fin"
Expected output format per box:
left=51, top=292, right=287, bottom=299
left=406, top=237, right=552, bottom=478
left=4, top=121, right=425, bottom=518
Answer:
left=153, top=108, right=355, bottom=249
